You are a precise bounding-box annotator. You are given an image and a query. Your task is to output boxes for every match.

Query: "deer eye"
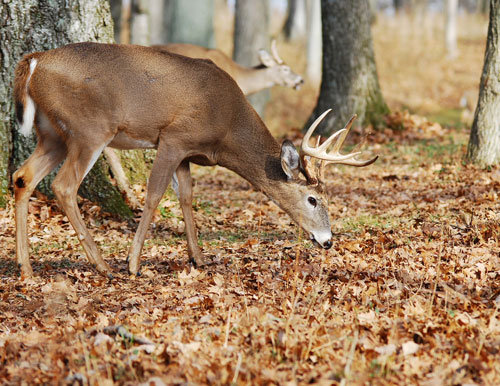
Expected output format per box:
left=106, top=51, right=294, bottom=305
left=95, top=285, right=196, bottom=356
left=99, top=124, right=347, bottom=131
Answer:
left=308, top=196, right=317, bottom=207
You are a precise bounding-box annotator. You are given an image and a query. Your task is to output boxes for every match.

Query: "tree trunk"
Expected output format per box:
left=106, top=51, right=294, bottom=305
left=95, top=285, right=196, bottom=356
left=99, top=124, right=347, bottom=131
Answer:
left=305, top=0, right=389, bottom=135
left=284, top=0, right=307, bottom=41
left=306, top=0, right=322, bottom=85
left=445, top=0, right=458, bottom=59
left=149, top=0, right=166, bottom=44
left=109, top=0, right=123, bottom=43
left=131, top=0, right=150, bottom=45
left=477, top=0, right=490, bottom=14
left=466, top=0, right=500, bottom=166
left=0, top=0, right=132, bottom=216
left=394, top=0, right=405, bottom=12
left=233, top=0, right=270, bottom=118
left=165, top=0, right=215, bottom=47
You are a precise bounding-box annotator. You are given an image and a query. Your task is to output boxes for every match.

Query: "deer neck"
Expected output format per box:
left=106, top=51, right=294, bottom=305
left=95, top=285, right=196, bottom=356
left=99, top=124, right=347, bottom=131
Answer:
left=235, top=66, right=274, bottom=96
left=217, top=111, right=287, bottom=197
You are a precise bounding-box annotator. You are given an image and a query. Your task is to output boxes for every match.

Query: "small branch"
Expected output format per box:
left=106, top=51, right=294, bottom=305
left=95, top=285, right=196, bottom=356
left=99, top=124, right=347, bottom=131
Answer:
left=103, top=147, right=140, bottom=209
left=477, top=303, right=499, bottom=356
left=224, top=306, right=233, bottom=349
left=103, top=325, right=154, bottom=346
left=232, top=353, right=243, bottom=384
left=340, top=329, right=359, bottom=386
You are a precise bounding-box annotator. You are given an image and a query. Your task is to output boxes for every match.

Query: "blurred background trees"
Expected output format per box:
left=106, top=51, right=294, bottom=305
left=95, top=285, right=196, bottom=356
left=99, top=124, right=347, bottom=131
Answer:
left=233, top=0, right=271, bottom=117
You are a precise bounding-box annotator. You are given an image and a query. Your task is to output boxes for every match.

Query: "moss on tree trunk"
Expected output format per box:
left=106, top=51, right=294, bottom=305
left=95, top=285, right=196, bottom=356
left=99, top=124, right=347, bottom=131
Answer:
left=120, top=149, right=156, bottom=184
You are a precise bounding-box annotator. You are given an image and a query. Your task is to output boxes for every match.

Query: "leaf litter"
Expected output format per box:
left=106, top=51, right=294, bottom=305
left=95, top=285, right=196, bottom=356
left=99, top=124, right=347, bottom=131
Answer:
left=0, top=117, right=499, bottom=385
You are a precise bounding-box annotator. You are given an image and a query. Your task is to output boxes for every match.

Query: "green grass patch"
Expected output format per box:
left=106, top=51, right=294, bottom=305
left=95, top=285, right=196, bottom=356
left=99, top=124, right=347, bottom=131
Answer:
left=341, top=213, right=400, bottom=232
left=426, top=108, right=464, bottom=128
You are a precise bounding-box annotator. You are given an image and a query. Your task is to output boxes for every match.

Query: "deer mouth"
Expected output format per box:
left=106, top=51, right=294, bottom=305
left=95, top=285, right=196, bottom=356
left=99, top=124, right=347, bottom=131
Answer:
left=293, top=79, right=304, bottom=90
left=310, top=234, right=333, bottom=250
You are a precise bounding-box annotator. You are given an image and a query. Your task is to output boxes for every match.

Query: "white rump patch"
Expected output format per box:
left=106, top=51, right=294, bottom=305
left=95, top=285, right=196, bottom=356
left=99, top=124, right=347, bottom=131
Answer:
left=19, top=59, right=38, bottom=137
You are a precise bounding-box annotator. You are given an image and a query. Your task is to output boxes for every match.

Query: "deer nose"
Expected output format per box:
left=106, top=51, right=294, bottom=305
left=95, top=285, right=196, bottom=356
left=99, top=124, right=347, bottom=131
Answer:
left=323, top=240, right=332, bottom=249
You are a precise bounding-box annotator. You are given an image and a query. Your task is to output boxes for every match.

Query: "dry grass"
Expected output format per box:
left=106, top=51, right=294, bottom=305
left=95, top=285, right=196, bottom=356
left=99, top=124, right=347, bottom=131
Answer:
left=266, top=11, right=488, bottom=134
left=373, top=12, right=488, bottom=119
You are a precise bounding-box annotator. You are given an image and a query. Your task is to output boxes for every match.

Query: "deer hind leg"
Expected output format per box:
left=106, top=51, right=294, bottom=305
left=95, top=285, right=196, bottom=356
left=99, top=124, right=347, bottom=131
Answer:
left=128, top=141, right=183, bottom=275
left=14, top=136, right=67, bottom=279
left=51, top=141, right=112, bottom=276
left=176, top=161, right=206, bottom=267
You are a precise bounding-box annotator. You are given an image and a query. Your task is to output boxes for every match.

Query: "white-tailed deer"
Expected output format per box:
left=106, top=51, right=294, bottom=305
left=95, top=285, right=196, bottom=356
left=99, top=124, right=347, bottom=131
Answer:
left=13, top=42, right=376, bottom=278
left=153, top=40, right=304, bottom=95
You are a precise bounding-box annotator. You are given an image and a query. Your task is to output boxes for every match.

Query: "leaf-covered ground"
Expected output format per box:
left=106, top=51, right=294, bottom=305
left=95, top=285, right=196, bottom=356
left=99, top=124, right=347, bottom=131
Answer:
left=1, top=11, right=498, bottom=386
left=1, top=116, right=499, bottom=385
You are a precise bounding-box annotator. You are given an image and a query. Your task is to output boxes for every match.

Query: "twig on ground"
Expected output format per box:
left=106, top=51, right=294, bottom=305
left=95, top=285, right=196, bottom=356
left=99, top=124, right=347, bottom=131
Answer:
left=103, top=325, right=154, bottom=346
left=340, top=329, right=359, bottom=386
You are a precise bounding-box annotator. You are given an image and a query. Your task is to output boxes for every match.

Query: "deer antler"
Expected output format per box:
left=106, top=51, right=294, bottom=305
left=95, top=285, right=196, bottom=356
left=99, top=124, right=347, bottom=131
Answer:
left=300, top=109, right=378, bottom=184
left=271, top=40, right=284, bottom=64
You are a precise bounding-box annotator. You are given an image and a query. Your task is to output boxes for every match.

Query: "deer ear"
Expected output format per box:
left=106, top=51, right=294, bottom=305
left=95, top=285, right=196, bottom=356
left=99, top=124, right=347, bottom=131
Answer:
left=258, top=49, right=276, bottom=67
left=280, top=140, right=300, bottom=180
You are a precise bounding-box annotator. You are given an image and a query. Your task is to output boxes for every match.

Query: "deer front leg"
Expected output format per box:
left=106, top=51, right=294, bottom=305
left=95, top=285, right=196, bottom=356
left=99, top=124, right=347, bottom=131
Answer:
left=51, top=144, right=111, bottom=276
left=176, top=161, right=207, bottom=267
left=14, top=140, right=67, bottom=279
left=128, top=143, right=183, bottom=275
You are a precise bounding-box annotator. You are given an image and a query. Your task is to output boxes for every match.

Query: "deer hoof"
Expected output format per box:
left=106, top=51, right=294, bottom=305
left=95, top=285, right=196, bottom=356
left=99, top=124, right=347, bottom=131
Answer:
left=128, top=265, right=141, bottom=277
left=190, top=256, right=209, bottom=268
left=20, top=266, right=34, bottom=281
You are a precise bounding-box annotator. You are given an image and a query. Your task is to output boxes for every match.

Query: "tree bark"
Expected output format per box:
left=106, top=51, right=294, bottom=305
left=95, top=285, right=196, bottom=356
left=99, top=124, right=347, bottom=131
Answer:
left=466, top=0, right=500, bottom=166
left=0, top=0, right=132, bottom=216
left=305, top=0, right=389, bottom=135
left=233, top=0, right=270, bottom=118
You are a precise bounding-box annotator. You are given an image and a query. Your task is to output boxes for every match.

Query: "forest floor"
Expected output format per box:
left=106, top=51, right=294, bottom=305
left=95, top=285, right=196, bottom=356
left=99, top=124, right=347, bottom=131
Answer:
left=0, top=113, right=499, bottom=385
left=1, top=12, right=499, bottom=386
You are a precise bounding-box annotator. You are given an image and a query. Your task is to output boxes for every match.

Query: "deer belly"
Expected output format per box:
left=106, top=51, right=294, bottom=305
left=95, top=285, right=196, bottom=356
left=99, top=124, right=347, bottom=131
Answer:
left=108, top=131, right=158, bottom=150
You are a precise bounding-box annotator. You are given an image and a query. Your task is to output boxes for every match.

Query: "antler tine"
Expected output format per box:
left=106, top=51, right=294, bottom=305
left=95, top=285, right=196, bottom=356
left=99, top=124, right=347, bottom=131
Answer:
left=271, top=39, right=284, bottom=64
left=301, top=109, right=360, bottom=161
left=301, top=109, right=332, bottom=157
left=301, top=110, right=378, bottom=167
left=331, top=114, right=356, bottom=152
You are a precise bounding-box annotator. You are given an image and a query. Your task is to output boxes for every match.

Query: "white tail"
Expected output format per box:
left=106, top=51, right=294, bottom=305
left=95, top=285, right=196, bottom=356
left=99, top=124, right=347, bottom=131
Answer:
left=17, top=59, right=38, bottom=137
left=13, top=42, right=375, bottom=278
left=153, top=40, right=304, bottom=95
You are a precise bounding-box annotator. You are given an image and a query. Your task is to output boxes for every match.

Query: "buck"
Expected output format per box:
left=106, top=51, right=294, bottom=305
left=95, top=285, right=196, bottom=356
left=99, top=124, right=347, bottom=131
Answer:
left=153, top=40, right=304, bottom=95
left=13, top=42, right=376, bottom=278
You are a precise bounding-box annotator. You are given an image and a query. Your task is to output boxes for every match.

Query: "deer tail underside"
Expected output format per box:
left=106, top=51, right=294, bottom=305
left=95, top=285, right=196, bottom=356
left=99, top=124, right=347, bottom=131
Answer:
left=14, top=53, right=41, bottom=137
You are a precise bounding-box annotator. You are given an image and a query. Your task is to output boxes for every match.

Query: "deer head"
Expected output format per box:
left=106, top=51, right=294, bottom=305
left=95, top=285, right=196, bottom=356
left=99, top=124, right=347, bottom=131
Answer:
left=257, top=40, right=304, bottom=90
left=252, top=110, right=377, bottom=250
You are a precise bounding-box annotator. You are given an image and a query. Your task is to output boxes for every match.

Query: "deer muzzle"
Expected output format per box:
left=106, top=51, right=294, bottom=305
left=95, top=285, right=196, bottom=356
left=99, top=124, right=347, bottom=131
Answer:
left=310, top=230, right=333, bottom=250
